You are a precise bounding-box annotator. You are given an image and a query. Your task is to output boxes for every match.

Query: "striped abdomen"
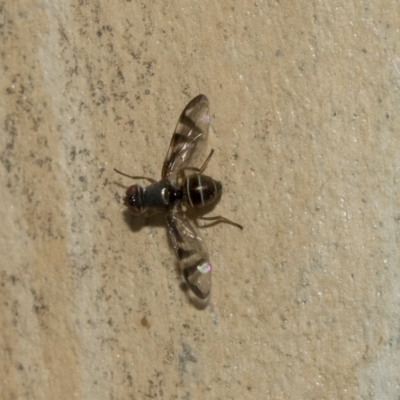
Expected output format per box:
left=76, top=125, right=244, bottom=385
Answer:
left=184, top=174, right=222, bottom=209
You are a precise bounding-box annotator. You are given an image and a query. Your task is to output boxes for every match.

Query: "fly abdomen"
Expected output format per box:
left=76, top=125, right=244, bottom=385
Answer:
left=185, top=174, right=222, bottom=209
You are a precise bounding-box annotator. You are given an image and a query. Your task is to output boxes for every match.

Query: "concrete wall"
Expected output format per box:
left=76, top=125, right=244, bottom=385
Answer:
left=1, top=1, right=400, bottom=398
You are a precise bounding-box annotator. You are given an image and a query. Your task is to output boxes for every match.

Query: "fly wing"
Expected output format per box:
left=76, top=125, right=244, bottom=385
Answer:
left=162, top=95, right=210, bottom=182
left=166, top=210, right=211, bottom=300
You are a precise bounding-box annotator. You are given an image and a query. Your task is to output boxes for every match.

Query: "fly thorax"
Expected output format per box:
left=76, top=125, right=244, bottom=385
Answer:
left=162, top=184, right=183, bottom=205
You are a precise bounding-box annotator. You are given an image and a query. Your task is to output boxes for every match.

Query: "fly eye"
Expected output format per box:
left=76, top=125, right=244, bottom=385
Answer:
left=124, top=185, right=145, bottom=215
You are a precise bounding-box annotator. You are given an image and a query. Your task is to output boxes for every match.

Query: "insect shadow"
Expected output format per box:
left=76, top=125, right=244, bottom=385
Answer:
left=117, top=177, right=224, bottom=308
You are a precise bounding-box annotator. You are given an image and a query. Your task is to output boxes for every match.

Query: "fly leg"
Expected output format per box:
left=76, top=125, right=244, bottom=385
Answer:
left=114, top=168, right=157, bottom=184
left=198, top=215, right=243, bottom=230
left=181, top=149, right=215, bottom=175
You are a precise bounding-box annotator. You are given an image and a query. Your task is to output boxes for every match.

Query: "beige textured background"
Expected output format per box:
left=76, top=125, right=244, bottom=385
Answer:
left=1, top=1, right=400, bottom=399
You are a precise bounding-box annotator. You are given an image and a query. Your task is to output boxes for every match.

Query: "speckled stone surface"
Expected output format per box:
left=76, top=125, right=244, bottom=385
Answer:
left=1, top=1, right=400, bottom=399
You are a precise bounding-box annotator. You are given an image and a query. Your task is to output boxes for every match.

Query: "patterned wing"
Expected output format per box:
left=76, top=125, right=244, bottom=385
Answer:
left=166, top=210, right=211, bottom=300
left=162, top=95, right=210, bottom=182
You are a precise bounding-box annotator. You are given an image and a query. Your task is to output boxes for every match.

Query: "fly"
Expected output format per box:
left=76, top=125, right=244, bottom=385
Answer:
left=115, top=95, right=242, bottom=301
